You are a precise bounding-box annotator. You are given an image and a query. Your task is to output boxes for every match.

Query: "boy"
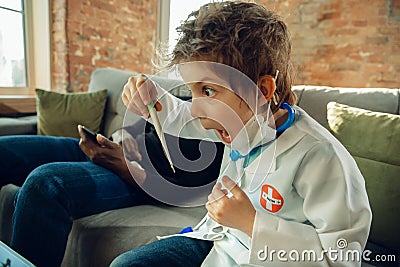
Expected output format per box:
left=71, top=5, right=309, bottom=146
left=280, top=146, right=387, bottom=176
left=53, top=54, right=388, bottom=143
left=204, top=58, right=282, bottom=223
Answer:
left=116, top=1, right=371, bottom=266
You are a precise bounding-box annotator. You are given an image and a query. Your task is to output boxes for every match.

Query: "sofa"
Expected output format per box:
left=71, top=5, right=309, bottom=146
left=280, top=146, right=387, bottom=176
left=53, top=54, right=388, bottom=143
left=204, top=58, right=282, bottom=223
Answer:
left=0, top=67, right=399, bottom=266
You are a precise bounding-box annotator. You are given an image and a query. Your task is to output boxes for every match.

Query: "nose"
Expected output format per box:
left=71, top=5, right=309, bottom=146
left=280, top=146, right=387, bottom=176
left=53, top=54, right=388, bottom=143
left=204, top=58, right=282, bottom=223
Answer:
left=190, top=97, right=204, bottom=118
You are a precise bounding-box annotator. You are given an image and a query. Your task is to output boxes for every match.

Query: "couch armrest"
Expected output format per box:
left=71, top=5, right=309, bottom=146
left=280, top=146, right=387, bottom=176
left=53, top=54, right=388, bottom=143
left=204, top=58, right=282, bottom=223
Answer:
left=0, top=115, right=37, bottom=136
left=0, top=184, right=20, bottom=245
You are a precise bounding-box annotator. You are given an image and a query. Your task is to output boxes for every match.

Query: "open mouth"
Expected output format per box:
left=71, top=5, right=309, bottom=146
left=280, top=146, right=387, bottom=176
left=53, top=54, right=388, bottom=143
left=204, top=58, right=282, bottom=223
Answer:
left=216, top=129, right=232, bottom=143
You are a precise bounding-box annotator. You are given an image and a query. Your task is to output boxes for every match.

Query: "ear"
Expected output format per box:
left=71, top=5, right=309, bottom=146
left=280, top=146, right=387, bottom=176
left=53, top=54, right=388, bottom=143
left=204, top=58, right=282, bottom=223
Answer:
left=257, top=75, right=276, bottom=105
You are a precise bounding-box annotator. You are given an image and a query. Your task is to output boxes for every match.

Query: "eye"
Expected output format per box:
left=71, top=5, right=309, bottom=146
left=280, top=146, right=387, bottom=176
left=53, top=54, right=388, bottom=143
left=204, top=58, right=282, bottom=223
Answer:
left=202, top=86, right=216, bottom=97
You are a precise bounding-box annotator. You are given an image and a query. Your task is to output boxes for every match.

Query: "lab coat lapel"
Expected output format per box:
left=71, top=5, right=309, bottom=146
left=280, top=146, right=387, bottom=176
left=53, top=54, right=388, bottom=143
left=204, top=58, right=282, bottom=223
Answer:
left=245, top=113, right=306, bottom=192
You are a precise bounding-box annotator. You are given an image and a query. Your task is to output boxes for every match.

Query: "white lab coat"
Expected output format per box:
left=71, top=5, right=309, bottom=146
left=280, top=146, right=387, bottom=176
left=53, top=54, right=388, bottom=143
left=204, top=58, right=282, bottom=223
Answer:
left=152, top=90, right=372, bottom=267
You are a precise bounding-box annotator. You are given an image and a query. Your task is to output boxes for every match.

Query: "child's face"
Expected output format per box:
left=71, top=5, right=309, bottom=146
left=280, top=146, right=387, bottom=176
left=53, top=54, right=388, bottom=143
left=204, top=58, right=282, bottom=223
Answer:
left=179, top=62, right=254, bottom=144
left=188, top=81, right=253, bottom=143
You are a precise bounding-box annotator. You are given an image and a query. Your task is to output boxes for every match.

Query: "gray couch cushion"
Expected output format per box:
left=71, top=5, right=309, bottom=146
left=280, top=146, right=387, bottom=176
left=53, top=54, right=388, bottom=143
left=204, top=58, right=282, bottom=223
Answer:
left=62, top=205, right=206, bottom=267
left=0, top=115, right=37, bottom=136
left=292, top=85, right=400, bottom=127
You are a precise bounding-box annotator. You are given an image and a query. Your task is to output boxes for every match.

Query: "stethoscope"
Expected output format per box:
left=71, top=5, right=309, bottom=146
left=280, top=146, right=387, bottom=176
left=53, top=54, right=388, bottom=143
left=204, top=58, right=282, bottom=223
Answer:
left=276, top=101, right=295, bottom=135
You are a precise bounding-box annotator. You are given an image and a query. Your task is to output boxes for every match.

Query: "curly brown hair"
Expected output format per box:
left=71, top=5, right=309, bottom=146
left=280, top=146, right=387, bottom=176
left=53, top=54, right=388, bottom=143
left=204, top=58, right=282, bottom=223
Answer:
left=169, top=1, right=296, bottom=110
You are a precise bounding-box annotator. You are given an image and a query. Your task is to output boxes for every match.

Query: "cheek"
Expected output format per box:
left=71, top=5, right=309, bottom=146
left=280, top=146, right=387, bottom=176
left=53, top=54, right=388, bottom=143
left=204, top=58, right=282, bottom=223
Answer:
left=199, top=118, right=219, bottom=129
left=190, top=99, right=220, bottom=118
left=205, top=104, right=224, bottom=116
left=233, top=99, right=253, bottom=122
left=190, top=98, right=246, bottom=132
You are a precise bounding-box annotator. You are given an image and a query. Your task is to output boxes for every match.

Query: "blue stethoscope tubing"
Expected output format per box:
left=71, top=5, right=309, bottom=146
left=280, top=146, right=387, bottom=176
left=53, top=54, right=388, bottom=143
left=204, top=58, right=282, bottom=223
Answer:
left=276, top=101, right=295, bottom=135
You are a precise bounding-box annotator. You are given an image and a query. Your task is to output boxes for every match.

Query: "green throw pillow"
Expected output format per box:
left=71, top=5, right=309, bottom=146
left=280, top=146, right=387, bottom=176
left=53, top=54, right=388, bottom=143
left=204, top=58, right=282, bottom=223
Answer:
left=327, top=102, right=400, bottom=250
left=36, top=89, right=108, bottom=138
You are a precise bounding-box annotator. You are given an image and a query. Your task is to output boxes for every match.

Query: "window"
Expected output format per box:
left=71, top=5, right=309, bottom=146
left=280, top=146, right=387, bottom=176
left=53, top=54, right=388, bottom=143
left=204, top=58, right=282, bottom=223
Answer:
left=158, top=0, right=225, bottom=52
left=0, top=0, right=26, bottom=87
left=168, top=0, right=215, bottom=51
left=0, top=0, right=50, bottom=97
left=157, top=0, right=224, bottom=97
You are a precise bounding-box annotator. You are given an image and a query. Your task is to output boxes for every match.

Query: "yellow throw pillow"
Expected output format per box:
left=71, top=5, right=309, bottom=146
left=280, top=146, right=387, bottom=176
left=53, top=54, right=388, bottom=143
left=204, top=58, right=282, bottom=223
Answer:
left=36, top=89, right=108, bottom=138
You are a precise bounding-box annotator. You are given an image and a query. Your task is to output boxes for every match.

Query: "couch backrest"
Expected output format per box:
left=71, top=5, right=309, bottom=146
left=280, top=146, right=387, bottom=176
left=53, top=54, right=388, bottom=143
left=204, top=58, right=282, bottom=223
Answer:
left=88, top=68, right=137, bottom=137
left=292, top=85, right=400, bottom=128
left=88, top=68, right=400, bottom=136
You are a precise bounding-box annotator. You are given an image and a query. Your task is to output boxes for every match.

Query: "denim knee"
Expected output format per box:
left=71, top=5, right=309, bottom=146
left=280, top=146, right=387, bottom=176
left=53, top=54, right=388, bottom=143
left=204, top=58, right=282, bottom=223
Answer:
left=110, top=251, right=144, bottom=267
left=109, top=236, right=212, bottom=267
left=16, top=163, right=69, bottom=208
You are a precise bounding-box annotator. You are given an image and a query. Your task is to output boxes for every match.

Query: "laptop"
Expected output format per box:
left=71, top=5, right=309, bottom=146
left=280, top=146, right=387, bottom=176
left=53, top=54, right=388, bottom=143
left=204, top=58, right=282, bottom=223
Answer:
left=0, top=241, right=35, bottom=267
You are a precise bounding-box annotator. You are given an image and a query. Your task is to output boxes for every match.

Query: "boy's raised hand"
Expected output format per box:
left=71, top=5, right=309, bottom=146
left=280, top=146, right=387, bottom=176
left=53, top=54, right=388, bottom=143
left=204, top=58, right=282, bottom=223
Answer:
left=121, top=74, right=162, bottom=119
left=206, top=176, right=256, bottom=237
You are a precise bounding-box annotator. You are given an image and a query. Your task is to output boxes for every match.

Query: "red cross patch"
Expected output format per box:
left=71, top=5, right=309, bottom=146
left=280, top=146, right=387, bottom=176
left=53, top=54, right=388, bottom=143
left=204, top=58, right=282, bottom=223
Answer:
left=260, top=184, right=284, bottom=213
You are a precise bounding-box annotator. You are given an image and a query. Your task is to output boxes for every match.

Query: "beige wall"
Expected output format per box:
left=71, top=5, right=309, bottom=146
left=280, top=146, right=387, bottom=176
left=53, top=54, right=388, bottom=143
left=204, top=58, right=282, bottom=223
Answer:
left=51, top=0, right=400, bottom=92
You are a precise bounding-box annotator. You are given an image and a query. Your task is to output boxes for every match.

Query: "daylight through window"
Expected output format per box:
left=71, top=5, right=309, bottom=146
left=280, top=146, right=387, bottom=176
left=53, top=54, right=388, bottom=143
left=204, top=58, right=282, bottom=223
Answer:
left=0, top=0, right=27, bottom=88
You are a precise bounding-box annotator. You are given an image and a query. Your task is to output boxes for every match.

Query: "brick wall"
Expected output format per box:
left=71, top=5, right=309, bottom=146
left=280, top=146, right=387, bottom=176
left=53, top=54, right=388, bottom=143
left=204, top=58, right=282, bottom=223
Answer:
left=52, top=0, right=399, bottom=91
left=260, top=0, right=400, bottom=88
left=52, top=0, right=157, bottom=92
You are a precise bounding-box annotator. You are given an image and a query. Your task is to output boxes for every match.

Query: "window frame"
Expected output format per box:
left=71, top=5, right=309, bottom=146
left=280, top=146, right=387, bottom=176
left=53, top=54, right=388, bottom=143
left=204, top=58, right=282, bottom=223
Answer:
left=157, top=0, right=171, bottom=47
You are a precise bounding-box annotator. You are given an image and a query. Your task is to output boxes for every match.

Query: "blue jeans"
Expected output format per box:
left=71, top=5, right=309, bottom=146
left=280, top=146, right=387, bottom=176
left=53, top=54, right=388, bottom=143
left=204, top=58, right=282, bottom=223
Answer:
left=0, top=135, right=151, bottom=267
left=110, top=236, right=213, bottom=267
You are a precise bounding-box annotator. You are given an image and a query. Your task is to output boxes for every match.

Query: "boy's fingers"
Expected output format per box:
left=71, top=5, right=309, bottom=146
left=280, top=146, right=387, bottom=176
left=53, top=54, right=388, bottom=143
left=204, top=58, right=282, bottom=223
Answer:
left=211, top=183, right=226, bottom=200
left=132, top=90, right=149, bottom=118
left=135, top=74, right=147, bottom=86
left=134, top=74, right=160, bottom=113
left=221, top=176, right=242, bottom=197
left=137, top=76, right=153, bottom=106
